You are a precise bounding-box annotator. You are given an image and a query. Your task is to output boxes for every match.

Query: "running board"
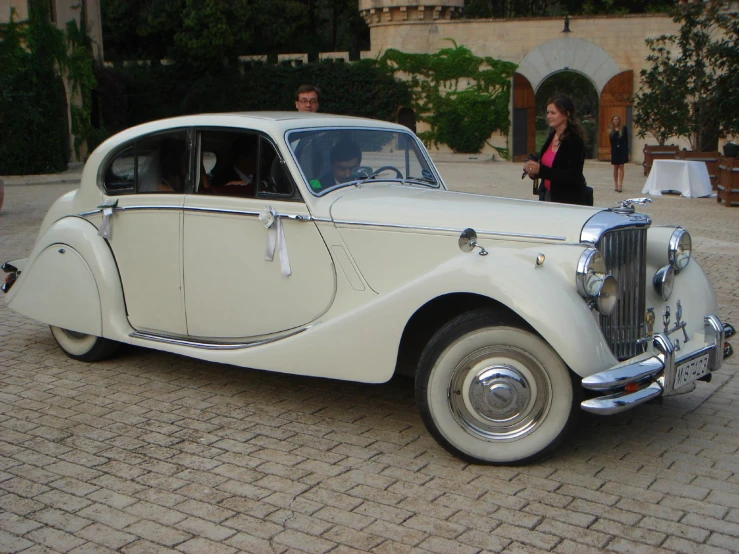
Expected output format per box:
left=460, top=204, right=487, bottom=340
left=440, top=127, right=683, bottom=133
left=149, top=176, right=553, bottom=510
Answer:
left=130, top=326, right=309, bottom=350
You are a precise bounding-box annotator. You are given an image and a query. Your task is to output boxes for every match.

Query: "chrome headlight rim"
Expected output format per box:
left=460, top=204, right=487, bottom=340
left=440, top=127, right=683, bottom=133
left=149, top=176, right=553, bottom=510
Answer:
left=653, top=264, right=675, bottom=301
left=576, top=248, right=607, bottom=298
left=668, top=228, right=691, bottom=271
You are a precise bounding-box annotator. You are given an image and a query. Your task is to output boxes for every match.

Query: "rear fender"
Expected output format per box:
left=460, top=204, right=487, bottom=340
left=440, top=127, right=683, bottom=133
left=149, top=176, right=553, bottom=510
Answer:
left=6, top=217, right=131, bottom=341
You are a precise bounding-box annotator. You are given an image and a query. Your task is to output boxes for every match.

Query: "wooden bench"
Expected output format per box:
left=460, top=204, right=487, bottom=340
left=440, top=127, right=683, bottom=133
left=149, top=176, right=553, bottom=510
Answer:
left=677, top=150, right=719, bottom=190
left=643, top=145, right=679, bottom=176
left=717, top=156, right=739, bottom=207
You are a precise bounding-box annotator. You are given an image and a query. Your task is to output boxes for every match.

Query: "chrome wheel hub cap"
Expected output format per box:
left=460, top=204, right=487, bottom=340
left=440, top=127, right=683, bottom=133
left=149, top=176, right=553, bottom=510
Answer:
left=449, top=346, right=551, bottom=442
left=469, top=367, right=529, bottom=421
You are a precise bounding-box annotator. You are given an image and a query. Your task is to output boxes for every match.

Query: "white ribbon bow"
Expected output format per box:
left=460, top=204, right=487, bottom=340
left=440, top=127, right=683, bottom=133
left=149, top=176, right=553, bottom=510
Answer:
left=97, top=201, right=118, bottom=239
left=259, top=206, right=291, bottom=277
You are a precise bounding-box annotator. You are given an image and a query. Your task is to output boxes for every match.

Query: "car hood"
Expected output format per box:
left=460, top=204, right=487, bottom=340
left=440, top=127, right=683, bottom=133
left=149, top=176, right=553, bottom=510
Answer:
left=328, top=184, right=599, bottom=243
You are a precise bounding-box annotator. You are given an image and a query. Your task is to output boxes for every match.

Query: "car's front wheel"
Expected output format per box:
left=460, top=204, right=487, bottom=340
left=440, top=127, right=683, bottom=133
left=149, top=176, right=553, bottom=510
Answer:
left=416, top=309, right=579, bottom=465
left=50, top=326, right=120, bottom=362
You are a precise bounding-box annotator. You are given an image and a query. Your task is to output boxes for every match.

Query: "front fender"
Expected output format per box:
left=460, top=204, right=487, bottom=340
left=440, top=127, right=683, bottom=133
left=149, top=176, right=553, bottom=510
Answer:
left=6, top=216, right=131, bottom=341
left=390, top=242, right=616, bottom=378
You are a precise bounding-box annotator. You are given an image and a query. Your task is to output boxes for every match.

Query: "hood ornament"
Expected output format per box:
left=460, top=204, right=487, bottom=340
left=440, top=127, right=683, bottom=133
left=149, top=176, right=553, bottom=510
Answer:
left=614, top=197, right=653, bottom=214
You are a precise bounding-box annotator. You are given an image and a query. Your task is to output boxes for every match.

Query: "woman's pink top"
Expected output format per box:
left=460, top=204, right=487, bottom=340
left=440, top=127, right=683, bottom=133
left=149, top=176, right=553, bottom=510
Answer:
left=541, top=141, right=557, bottom=191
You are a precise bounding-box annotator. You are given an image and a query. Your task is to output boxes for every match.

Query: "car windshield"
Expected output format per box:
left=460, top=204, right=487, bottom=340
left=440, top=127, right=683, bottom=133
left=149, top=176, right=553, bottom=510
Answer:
left=287, top=128, right=439, bottom=195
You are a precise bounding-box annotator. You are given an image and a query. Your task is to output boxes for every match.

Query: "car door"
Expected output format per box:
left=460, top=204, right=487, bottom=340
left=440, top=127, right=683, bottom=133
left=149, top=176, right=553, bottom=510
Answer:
left=182, top=130, right=335, bottom=339
left=100, top=130, right=188, bottom=336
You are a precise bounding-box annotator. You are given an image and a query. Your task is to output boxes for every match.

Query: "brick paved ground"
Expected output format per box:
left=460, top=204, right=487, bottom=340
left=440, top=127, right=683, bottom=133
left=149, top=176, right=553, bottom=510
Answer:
left=1, top=160, right=738, bottom=554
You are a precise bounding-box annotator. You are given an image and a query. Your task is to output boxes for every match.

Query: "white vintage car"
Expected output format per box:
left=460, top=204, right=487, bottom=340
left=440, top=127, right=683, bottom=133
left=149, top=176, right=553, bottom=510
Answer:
left=3, top=113, right=735, bottom=464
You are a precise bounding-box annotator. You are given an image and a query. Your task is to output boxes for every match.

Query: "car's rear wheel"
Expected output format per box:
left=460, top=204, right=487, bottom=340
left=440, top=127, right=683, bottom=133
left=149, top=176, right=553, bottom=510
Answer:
left=50, top=326, right=120, bottom=362
left=416, top=309, right=579, bottom=465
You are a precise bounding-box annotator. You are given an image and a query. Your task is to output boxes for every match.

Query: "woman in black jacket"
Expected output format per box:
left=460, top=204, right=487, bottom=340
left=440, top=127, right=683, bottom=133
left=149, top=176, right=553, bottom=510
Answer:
left=609, top=114, right=629, bottom=192
left=523, top=95, right=587, bottom=205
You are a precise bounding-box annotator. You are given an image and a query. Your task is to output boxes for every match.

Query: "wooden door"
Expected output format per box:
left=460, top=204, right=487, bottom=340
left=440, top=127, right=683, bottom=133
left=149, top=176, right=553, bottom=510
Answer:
left=598, top=71, right=633, bottom=161
left=512, top=73, right=536, bottom=162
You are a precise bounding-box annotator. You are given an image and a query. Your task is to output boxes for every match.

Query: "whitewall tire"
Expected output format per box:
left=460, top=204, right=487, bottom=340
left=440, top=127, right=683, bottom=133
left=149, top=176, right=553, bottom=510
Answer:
left=50, top=326, right=120, bottom=362
left=416, top=309, right=579, bottom=464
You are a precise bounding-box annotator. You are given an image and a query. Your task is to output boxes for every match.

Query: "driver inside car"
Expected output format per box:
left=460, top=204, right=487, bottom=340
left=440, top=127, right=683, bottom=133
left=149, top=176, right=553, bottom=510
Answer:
left=312, top=140, right=362, bottom=191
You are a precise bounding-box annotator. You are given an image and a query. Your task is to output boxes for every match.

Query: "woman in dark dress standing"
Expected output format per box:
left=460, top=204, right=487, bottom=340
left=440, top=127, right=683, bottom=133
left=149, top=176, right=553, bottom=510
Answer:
left=523, top=95, right=587, bottom=205
left=609, top=114, right=628, bottom=192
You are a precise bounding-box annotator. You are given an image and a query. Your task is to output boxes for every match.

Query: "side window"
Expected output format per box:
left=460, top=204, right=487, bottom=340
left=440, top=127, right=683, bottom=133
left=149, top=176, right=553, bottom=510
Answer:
left=257, top=137, right=300, bottom=200
left=103, top=131, right=189, bottom=195
left=198, top=131, right=257, bottom=198
left=104, top=145, right=135, bottom=194
left=196, top=130, right=302, bottom=202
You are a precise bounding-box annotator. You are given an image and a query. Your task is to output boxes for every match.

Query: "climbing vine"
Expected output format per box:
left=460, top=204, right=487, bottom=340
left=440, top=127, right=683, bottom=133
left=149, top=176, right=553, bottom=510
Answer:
left=0, top=0, right=99, bottom=173
left=65, top=6, right=105, bottom=157
left=380, top=41, right=516, bottom=156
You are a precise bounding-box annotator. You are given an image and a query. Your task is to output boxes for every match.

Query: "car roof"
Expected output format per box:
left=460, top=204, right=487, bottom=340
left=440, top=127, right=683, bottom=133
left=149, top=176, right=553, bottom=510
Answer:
left=122, top=112, right=408, bottom=138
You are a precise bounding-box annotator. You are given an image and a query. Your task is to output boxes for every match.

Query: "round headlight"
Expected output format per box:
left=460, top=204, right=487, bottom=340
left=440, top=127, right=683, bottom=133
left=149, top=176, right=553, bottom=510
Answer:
left=668, top=229, right=691, bottom=271
left=577, top=248, right=607, bottom=298
left=653, top=265, right=675, bottom=301
left=596, top=275, right=620, bottom=316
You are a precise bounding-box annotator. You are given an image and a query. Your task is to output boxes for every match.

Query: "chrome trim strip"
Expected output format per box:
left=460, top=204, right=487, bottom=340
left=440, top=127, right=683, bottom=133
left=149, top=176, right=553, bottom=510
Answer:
left=80, top=205, right=183, bottom=217
left=115, top=205, right=183, bottom=211
left=332, top=220, right=566, bottom=241
left=183, top=207, right=312, bottom=220
left=82, top=206, right=313, bottom=221
left=183, top=206, right=261, bottom=217
left=131, top=326, right=309, bottom=350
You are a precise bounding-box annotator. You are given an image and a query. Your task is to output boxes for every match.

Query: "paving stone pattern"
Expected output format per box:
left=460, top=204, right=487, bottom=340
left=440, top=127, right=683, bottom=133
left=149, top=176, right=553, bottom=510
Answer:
left=1, top=160, right=738, bottom=553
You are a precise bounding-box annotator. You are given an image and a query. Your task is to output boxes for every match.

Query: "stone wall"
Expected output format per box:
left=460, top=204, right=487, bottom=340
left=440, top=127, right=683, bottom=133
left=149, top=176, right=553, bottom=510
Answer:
left=361, top=13, right=697, bottom=162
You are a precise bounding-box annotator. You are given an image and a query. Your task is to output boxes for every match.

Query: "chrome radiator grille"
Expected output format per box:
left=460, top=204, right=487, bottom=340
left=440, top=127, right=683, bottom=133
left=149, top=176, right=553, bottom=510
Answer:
left=598, top=228, right=648, bottom=360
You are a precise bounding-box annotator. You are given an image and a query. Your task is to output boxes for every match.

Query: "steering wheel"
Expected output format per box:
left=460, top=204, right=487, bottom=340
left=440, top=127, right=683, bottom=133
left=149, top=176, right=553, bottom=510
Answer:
left=367, top=166, right=403, bottom=180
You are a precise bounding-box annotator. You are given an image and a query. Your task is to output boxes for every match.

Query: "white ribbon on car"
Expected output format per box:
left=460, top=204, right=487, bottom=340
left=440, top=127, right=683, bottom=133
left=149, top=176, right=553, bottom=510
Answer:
left=97, top=200, right=118, bottom=239
left=259, top=206, right=291, bottom=277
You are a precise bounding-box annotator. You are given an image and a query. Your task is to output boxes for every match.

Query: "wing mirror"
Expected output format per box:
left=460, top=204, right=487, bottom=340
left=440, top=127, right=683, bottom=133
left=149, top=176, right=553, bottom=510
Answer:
left=459, top=228, right=488, bottom=256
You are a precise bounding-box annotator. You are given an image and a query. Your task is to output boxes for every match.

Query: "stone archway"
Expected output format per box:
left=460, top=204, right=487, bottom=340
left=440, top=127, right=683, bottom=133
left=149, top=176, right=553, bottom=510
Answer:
left=516, top=38, right=621, bottom=94
left=514, top=38, right=627, bottom=161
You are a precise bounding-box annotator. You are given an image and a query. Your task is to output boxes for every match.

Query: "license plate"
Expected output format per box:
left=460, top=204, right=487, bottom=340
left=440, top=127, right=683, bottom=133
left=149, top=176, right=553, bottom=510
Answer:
left=674, top=353, right=710, bottom=389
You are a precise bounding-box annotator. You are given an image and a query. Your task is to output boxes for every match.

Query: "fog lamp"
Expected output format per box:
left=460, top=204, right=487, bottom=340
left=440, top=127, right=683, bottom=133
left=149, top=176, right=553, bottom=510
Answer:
left=653, top=265, right=675, bottom=301
left=595, top=275, right=619, bottom=315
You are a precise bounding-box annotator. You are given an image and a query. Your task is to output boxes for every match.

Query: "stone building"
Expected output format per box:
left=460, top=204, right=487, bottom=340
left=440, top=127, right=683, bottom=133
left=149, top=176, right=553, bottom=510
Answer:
left=359, top=0, right=688, bottom=162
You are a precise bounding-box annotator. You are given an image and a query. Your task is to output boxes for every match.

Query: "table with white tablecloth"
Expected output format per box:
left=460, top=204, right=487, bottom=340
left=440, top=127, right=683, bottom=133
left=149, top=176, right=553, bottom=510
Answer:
left=642, top=159, right=713, bottom=198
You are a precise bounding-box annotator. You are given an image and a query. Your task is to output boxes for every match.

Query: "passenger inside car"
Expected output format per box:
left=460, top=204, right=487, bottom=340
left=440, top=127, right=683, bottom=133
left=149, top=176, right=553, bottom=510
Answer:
left=202, top=135, right=257, bottom=197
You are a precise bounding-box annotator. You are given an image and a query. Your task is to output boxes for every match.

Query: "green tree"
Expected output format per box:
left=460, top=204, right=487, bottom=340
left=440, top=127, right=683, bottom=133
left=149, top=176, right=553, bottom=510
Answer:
left=710, top=6, right=739, bottom=140
left=101, top=0, right=369, bottom=64
left=381, top=41, right=516, bottom=155
left=632, top=1, right=734, bottom=150
left=631, top=36, right=688, bottom=145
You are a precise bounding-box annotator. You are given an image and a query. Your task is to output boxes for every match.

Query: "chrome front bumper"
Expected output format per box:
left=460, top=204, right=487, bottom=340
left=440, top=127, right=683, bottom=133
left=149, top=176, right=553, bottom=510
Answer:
left=581, top=315, right=735, bottom=415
